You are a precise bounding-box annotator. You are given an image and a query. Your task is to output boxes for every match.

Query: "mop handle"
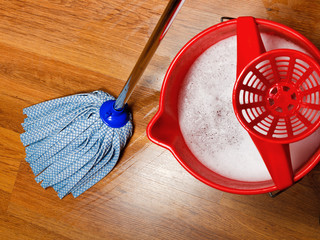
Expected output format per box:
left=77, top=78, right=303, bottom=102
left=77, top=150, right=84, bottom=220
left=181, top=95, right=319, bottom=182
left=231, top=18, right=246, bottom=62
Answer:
left=114, top=0, right=185, bottom=110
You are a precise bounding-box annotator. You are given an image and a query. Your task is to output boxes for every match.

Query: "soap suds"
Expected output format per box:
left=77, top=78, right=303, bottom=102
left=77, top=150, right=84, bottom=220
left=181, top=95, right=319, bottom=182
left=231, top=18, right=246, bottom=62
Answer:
left=178, top=33, right=316, bottom=182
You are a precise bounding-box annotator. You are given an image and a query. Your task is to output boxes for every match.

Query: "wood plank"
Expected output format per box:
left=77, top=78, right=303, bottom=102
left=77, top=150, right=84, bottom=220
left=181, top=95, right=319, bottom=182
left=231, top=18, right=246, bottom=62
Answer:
left=0, top=127, right=22, bottom=194
left=0, top=213, right=70, bottom=240
left=1, top=0, right=320, bottom=239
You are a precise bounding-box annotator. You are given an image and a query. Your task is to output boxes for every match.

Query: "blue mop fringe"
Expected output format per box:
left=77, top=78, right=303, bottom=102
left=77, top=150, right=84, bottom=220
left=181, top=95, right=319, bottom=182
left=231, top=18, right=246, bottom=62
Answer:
left=20, top=90, right=133, bottom=199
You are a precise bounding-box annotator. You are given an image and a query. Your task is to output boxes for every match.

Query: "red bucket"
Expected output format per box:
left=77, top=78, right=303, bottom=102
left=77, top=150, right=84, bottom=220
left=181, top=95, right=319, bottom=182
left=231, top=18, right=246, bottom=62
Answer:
left=147, top=18, right=320, bottom=194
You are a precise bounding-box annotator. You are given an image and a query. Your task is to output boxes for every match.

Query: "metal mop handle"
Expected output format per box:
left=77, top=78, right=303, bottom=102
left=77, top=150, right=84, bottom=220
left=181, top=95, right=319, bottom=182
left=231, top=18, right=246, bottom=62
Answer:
left=114, top=0, right=185, bottom=110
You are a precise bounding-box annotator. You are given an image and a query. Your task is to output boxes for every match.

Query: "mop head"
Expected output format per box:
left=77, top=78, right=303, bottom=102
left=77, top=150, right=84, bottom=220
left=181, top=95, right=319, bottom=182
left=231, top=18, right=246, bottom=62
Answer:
left=20, top=90, right=133, bottom=199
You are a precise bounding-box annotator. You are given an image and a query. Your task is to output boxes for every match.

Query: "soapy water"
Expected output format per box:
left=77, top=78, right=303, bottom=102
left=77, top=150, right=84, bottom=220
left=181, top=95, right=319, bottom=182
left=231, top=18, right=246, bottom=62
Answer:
left=179, top=34, right=320, bottom=182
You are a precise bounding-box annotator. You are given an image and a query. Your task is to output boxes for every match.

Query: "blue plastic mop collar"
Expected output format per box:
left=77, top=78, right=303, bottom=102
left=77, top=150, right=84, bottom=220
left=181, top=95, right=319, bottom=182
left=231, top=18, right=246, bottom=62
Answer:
left=99, top=100, right=130, bottom=128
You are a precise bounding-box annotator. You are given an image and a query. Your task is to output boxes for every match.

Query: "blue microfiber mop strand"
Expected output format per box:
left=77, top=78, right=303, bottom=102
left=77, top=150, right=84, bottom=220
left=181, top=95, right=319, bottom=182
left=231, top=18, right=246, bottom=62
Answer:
left=20, top=90, right=133, bottom=198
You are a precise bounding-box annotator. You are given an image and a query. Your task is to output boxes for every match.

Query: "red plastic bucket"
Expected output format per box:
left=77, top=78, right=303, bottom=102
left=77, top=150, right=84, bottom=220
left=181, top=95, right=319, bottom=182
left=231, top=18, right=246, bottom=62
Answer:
left=147, top=18, right=320, bottom=194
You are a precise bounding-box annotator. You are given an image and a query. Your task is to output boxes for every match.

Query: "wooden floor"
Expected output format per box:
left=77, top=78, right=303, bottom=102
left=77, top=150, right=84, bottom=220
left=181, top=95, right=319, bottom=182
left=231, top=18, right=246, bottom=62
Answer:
left=1, top=0, right=320, bottom=239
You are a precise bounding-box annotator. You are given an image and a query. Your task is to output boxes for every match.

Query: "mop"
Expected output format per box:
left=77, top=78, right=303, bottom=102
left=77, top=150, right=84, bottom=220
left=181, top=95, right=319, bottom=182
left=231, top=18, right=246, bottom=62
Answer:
left=20, top=0, right=184, bottom=199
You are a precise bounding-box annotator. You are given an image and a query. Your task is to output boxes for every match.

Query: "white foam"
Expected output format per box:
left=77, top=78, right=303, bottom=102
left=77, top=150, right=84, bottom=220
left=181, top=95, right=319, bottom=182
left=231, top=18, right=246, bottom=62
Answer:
left=178, top=33, right=319, bottom=182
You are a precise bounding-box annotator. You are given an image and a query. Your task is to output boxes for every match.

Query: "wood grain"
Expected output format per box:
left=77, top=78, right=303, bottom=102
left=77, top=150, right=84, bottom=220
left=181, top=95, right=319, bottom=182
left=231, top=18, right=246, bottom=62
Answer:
left=1, top=0, right=320, bottom=239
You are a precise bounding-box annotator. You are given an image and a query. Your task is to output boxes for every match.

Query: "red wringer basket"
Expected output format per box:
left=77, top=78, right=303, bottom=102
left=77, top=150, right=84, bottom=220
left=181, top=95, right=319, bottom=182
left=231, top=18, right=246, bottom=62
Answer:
left=233, top=17, right=320, bottom=190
